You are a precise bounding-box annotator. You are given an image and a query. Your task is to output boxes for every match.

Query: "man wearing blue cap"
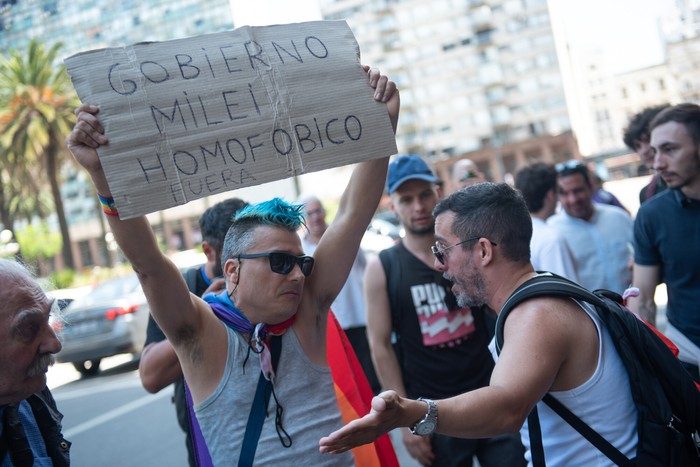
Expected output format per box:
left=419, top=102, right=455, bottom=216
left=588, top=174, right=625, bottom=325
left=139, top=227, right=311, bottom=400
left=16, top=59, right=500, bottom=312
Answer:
left=364, top=155, right=524, bottom=466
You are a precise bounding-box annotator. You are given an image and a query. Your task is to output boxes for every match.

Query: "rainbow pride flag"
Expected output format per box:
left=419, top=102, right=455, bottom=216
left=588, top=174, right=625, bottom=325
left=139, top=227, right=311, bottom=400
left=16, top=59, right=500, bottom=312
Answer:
left=326, top=311, right=399, bottom=467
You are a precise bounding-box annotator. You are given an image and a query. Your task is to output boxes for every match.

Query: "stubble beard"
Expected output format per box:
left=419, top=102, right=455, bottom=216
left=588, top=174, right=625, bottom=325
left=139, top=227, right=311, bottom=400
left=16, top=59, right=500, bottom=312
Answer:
left=663, top=156, right=700, bottom=190
left=449, top=268, right=488, bottom=309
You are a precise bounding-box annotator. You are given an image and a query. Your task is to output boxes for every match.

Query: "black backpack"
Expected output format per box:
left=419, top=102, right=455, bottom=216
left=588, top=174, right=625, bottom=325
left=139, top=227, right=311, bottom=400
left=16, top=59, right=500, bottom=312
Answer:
left=495, top=273, right=700, bottom=466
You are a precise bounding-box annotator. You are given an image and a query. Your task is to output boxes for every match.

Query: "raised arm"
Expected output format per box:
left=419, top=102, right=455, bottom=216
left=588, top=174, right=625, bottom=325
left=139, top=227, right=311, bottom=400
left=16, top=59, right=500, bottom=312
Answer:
left=66, top=105, right=225, bottom=401
left=66, top=104, right=212, bottom=337
left=308, top=67, right=399, bottom=312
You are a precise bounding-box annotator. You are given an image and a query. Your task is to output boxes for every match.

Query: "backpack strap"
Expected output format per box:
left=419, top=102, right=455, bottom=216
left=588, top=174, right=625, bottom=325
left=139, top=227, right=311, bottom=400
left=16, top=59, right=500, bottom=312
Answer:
left=238, top=335, right=284, bottom=467
left=495, top=273, right=632, bottom=466
left=495, top=272, right=604, bottom=354
left=542, top=394, right=632, bottom=466
left=527, top=405, right=546, bottom=467
left=526, top=396, right=632, bottom=467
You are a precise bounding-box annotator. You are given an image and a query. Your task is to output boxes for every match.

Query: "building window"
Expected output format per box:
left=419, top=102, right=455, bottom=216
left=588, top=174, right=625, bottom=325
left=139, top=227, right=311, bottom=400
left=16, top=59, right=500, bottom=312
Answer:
left=476, top=28, right=494, bottom=46
left=42, top=2, right=58, bottom=15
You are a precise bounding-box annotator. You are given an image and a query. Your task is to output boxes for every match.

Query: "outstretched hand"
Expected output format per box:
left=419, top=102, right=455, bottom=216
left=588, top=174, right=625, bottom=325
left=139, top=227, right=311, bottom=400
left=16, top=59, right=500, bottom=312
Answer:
left=319, top=390, right=404, bottom=455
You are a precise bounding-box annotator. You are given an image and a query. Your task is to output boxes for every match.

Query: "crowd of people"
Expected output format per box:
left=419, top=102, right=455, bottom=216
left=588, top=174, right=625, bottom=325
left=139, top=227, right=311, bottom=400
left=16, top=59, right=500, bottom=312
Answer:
left=2, top=54, right=699, bottom=467
left=319, top=103, right=700, bottom=465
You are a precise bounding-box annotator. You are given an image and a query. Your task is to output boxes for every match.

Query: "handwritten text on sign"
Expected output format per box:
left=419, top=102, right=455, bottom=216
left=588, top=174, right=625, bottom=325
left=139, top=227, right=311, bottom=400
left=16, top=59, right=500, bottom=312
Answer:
left=64, top=21, right=397, bottom=219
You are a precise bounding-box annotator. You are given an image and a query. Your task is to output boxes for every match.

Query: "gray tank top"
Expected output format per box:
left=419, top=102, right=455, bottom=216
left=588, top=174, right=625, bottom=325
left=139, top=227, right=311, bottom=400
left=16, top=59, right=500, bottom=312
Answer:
left=194, top=326, right=354, bottom=466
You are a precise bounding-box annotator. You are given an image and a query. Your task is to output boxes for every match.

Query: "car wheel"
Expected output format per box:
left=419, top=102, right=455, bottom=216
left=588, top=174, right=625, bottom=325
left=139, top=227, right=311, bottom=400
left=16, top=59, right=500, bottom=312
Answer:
left=74, top=359, right=101, bottom=376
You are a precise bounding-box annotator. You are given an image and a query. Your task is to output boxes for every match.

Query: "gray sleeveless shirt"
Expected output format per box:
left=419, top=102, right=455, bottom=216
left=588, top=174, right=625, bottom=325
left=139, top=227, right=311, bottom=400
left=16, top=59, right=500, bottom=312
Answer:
left=194, top=326, right=354, bottom=466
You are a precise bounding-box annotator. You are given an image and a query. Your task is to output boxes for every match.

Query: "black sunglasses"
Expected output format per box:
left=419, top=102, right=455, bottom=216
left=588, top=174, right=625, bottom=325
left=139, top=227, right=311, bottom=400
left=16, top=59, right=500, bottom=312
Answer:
left=237, top=251, right=315, bottom=277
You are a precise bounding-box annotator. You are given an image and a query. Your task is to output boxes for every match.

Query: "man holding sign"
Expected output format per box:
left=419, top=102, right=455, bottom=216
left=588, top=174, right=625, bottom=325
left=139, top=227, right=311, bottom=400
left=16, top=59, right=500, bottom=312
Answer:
left=67, top=64, right=398, bottom=465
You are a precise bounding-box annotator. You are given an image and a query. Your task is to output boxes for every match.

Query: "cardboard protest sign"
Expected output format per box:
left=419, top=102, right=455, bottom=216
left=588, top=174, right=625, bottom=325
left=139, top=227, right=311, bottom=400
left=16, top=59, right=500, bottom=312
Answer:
left=64, top=20, right=397, bottom=219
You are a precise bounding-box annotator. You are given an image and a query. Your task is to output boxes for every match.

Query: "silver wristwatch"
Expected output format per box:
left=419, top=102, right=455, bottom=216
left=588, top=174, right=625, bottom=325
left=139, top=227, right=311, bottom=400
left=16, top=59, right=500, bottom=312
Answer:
left=409, top=397, right=438, bottom=436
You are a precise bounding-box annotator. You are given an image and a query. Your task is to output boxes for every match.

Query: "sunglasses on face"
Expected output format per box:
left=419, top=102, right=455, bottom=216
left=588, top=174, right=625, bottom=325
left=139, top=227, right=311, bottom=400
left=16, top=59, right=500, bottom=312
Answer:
left=431, top=236, right=498, bottom=265
left=237, top=251, right=315, bottom=277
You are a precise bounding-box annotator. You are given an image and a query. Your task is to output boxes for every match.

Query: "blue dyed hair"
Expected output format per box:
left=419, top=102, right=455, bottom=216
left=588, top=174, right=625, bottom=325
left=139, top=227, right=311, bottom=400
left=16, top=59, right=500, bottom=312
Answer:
left=221, top=198, right=307, bottom=267
left=234, top=198, right=306, bottom=231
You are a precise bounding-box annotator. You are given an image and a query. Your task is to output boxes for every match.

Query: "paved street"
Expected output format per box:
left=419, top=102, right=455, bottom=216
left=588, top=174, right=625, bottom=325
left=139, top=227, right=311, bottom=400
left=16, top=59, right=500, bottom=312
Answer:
left=48, top=291, right=666, bottom=466
left=47, top=356, right=419, bottom=466
left=49, top=356, right=188, bottom=467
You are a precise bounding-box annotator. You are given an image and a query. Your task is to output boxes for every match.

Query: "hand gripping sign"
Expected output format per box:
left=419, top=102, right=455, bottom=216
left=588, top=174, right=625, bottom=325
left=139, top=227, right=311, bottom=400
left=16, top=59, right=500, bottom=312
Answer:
left=65, top=20, right=397, bottom=219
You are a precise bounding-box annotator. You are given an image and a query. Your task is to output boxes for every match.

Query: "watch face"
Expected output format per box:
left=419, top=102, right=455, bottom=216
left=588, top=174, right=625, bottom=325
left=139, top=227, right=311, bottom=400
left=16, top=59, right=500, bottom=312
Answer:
left=411, top=398, right=437, bottom=436
left=415, top=419, right=436, bottom=436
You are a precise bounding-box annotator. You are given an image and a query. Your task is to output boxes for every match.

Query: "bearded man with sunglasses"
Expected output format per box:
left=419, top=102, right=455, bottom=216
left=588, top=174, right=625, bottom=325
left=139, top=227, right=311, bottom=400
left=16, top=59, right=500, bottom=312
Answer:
left=364, top=154, right=524, bottom=466
left=321, top=183, right=639, bottom=466
left=66, top=67, right=399, bottom=466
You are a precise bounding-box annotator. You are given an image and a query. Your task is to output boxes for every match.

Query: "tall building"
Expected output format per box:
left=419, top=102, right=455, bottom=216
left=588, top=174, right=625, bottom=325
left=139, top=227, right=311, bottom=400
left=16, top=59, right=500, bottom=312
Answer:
left=319, top=0, right=577, bottom=181
left=0, top=1, right=357, bottom=271
left=0, top=0, right=237, bottom=270
left=0, top=0, right=234, bottom=57
left=662, top=0, right=700, bottom=40
left=549, top=0, right=700, bottom=161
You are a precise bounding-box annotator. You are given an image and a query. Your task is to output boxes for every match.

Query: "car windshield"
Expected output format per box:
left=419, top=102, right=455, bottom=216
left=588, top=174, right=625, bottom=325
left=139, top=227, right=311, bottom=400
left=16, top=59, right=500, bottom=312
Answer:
left=88, top=275, right=141, bottom=300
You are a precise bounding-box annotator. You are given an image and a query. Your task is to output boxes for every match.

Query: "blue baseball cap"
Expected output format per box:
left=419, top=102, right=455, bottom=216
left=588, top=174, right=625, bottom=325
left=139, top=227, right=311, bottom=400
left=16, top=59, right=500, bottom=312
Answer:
left=386, top=155, right=439, bottom=194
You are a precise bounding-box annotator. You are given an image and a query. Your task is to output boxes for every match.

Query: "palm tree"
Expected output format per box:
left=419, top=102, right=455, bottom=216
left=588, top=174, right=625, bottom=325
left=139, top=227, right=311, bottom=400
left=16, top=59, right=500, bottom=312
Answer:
left=0, top=39, right=80, bottom=269
left=1, top=143, right=54, bottom=261
left=1, top=143, right=53, bottom=220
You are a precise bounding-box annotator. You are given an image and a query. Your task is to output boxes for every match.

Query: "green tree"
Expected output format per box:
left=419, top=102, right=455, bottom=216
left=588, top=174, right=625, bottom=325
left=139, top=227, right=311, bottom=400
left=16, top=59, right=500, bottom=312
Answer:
left=14, top=221, right=62, bottom=276
left=0, top=159, right=17, bottom=241
left=0, top=142, right=53, bottom=262
left=0, top=39, right=80, bottom=269
left=1, top=145, right=53, bottom=218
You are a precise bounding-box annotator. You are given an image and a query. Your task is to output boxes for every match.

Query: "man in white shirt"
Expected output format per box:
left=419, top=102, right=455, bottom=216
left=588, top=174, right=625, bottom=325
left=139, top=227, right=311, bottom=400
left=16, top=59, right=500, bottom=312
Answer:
left=514, top=163, right=578, bottom=281
left=548, top=162, right=633, bottom=294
